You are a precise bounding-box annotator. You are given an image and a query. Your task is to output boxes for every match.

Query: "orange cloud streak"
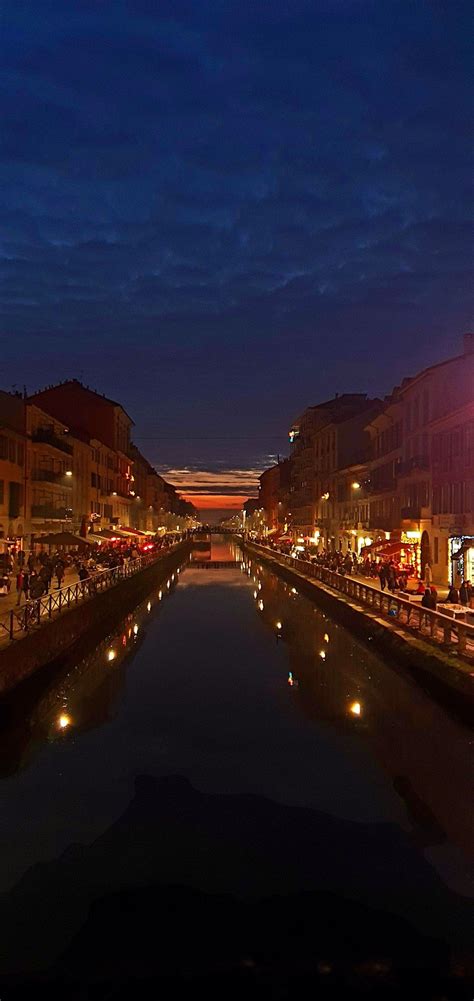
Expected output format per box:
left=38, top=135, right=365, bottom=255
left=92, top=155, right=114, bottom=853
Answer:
left=182, top=493, right=249, bottom=510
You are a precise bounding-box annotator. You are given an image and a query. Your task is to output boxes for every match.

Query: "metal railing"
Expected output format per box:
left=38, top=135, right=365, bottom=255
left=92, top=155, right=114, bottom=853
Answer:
left=0, top=543, right=183, bottom=646
left=246, top=542, right=474, bottom=662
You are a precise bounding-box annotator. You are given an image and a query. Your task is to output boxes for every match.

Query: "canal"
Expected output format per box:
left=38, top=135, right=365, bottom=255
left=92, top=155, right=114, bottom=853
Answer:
left=0, top=536, right=472, bottom=986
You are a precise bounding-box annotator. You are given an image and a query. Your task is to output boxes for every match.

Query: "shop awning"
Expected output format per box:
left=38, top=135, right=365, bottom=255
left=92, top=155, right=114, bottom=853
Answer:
left=451, top=540, right=474, bottom=560
left=362, top=540, right=417, bottom=558
left=360, top=539, right=388, bottom=554
left=35, top=531, right=89, bottom=547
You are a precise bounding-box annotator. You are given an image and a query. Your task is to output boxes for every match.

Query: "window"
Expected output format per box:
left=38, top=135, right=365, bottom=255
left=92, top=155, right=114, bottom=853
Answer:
left=422, top=389, right=429, bottom=424
left=413, top=398, right=419, bottom=429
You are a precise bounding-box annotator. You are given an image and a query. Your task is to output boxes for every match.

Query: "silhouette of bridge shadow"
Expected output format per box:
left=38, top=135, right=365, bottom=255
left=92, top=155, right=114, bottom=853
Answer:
left=0, top=775, right=470, bottom=997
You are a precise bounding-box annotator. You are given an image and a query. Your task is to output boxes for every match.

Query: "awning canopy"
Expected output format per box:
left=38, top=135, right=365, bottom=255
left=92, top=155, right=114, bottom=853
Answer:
left=451, top=540, right=474, bottom=560
left=91, top=529, right=123, bottom=540
left=362, top=540, right=416, bottom=558
left=34, top=531, right=89, bottom=547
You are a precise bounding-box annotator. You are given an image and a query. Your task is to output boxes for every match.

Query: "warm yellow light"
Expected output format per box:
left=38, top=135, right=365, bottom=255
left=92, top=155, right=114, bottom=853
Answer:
left=321, top=492, right=330, bottom=501
left=291, top=587, right=297, bottom=595
left=258, top=599, right=264, bottom=611
left=276, top=621, right=282, bottom=631
left=349, top=701, right=361, bottom=716
left=107, top=649, right=116, bottom=661
left=65, top=470, right=73, bottom=477
left=166, top=580, right=170, bottom=588
left=58, top=713, right=71, bottom=729
left=324, top=633, right=329, bottom=643
left=405, top=531, right=421, bottom=540
left=352, top=481, right=360, bottom=490
left=258, top=582, right=262, bottom=591
left=133, top=623, right=139, bottom=635
left=319, top=650, right=326, bottom=660
left=253, top=590, right=258, bottom=599
left=147, top=601, right=151, bottom=612
left=158, top=590, right=162, bottom=600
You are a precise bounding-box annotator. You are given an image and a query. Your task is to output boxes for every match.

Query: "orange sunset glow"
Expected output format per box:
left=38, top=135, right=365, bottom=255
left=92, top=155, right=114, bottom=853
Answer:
left=181, top=493, right=251, bottom=511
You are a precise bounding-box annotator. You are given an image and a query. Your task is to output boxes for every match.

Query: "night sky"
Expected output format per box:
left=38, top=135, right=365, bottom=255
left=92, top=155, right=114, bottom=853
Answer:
left=1, top=1, right=472, bottom=518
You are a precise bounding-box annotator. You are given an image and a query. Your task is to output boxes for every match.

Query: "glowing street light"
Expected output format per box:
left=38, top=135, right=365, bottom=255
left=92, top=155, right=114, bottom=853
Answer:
left=58, top=713, right=71, bottom=729
left=349, top=701, right=361, bottom=716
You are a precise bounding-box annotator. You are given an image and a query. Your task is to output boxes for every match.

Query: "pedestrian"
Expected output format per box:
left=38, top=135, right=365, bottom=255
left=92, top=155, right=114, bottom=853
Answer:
left=378, top=564, right=387, bottom=591
left=22, top=570, right=29, bottom=602
left=387, top=563, right=397, bottom=592
left=56, top=562, right=65, bottom=589
left=459, top=580, right=471, bottom=606
left=444, top=584, right=460, bottom=604
left=39, top=564, right=51, bottom=594
left=17, top=549, right=25, bottom=569
left=27, top=552, right=35, bottom=572
left=16, top=569, right=24, bottom=605
left=424, top=562, right=433, bottom=586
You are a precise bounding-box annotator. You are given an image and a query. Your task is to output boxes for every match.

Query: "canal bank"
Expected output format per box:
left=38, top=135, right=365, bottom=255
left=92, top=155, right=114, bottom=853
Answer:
left=244, top=543, right=474, bottom=724
left=0, top=542, right=190, bottom=696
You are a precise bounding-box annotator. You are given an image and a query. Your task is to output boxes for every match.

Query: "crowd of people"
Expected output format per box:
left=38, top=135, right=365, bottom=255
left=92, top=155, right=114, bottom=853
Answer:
left=0, top=532, right=187, bottom=606
left=255, top=537, right=474, bottom=611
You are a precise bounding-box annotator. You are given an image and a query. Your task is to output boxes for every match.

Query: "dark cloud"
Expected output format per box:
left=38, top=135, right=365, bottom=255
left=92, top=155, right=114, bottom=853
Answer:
left=0, top=0, right=472, bottom=494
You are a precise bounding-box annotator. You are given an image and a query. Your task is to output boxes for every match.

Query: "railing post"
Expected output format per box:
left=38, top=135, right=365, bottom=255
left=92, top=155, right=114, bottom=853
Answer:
left=49, top=594, right=52, bottom=618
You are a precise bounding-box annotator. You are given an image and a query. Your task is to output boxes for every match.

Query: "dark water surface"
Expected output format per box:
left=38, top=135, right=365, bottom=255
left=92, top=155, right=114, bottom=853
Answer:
left=0, top=538, right=472, bottom=983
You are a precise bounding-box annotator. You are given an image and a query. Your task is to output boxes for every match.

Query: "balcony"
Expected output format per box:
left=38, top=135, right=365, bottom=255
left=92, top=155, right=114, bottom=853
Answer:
left=32, top=469, right=72, bottom=485
left=32, top=429, right=73, bottom=455
left=401, top=506, right=420, bottom=520
left=31, top=505, right=73, bottom=520
left=398, top=455, right=429, bottom=477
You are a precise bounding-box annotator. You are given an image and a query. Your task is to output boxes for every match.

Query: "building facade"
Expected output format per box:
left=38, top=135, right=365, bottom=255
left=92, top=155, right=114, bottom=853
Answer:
left=0, top=391, right=27, bottom=552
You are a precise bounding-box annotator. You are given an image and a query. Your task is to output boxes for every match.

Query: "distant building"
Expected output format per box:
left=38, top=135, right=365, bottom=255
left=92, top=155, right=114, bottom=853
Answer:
left=289, top=394, right=381, bottom=547
left=0, top=391, right=27, bottom=551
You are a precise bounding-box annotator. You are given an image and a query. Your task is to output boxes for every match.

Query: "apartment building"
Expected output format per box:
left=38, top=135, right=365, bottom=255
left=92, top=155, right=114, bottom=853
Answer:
left=0, top=391, right=27, bottom=551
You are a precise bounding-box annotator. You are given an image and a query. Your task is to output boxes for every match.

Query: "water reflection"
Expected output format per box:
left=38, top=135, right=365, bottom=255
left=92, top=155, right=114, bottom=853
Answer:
left=241, top=558, right=473, bottom=859
left=0, top=566, right=183, bottom=776
left=0, top=549, right=472, bottom=912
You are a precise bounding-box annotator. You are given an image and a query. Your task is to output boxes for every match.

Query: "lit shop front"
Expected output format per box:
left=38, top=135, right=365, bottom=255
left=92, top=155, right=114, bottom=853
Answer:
left=361, top=530, right=421, bottom=576
left=450, top=536, right=474, bottom=584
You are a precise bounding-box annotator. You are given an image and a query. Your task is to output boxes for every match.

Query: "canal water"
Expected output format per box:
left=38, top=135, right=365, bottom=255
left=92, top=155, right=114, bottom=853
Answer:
left=0, top=536, right=472, bottom=978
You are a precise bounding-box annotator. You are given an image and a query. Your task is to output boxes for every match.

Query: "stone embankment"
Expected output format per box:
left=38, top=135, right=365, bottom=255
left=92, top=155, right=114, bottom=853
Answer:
left=0, top=542, right=190, bottom=695
left=245, top=542, right=474, bottom=723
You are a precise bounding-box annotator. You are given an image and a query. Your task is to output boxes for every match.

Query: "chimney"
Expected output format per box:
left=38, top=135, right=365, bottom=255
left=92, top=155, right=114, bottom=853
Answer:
left=463, top=332, right=474, bottom=355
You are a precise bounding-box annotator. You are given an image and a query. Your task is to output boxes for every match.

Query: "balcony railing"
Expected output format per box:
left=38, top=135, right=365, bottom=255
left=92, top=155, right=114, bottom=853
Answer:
left=401, top=506, right=420, bottom=520
left=31, top=505, right=73, bottom=520
left=32, top=470, right=72, bottom=485
left=32, top=429, right=73, bottom=455
left=398, top=455, right=430, bottom=476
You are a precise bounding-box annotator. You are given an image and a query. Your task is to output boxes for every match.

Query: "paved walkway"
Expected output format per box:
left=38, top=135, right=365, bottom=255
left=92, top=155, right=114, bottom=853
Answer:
left=0, top=566, right=80, bottom=614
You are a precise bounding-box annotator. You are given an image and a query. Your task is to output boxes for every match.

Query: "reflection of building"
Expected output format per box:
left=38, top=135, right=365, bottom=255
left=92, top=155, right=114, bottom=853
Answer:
left=0, top=391, right=27, bottom=552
